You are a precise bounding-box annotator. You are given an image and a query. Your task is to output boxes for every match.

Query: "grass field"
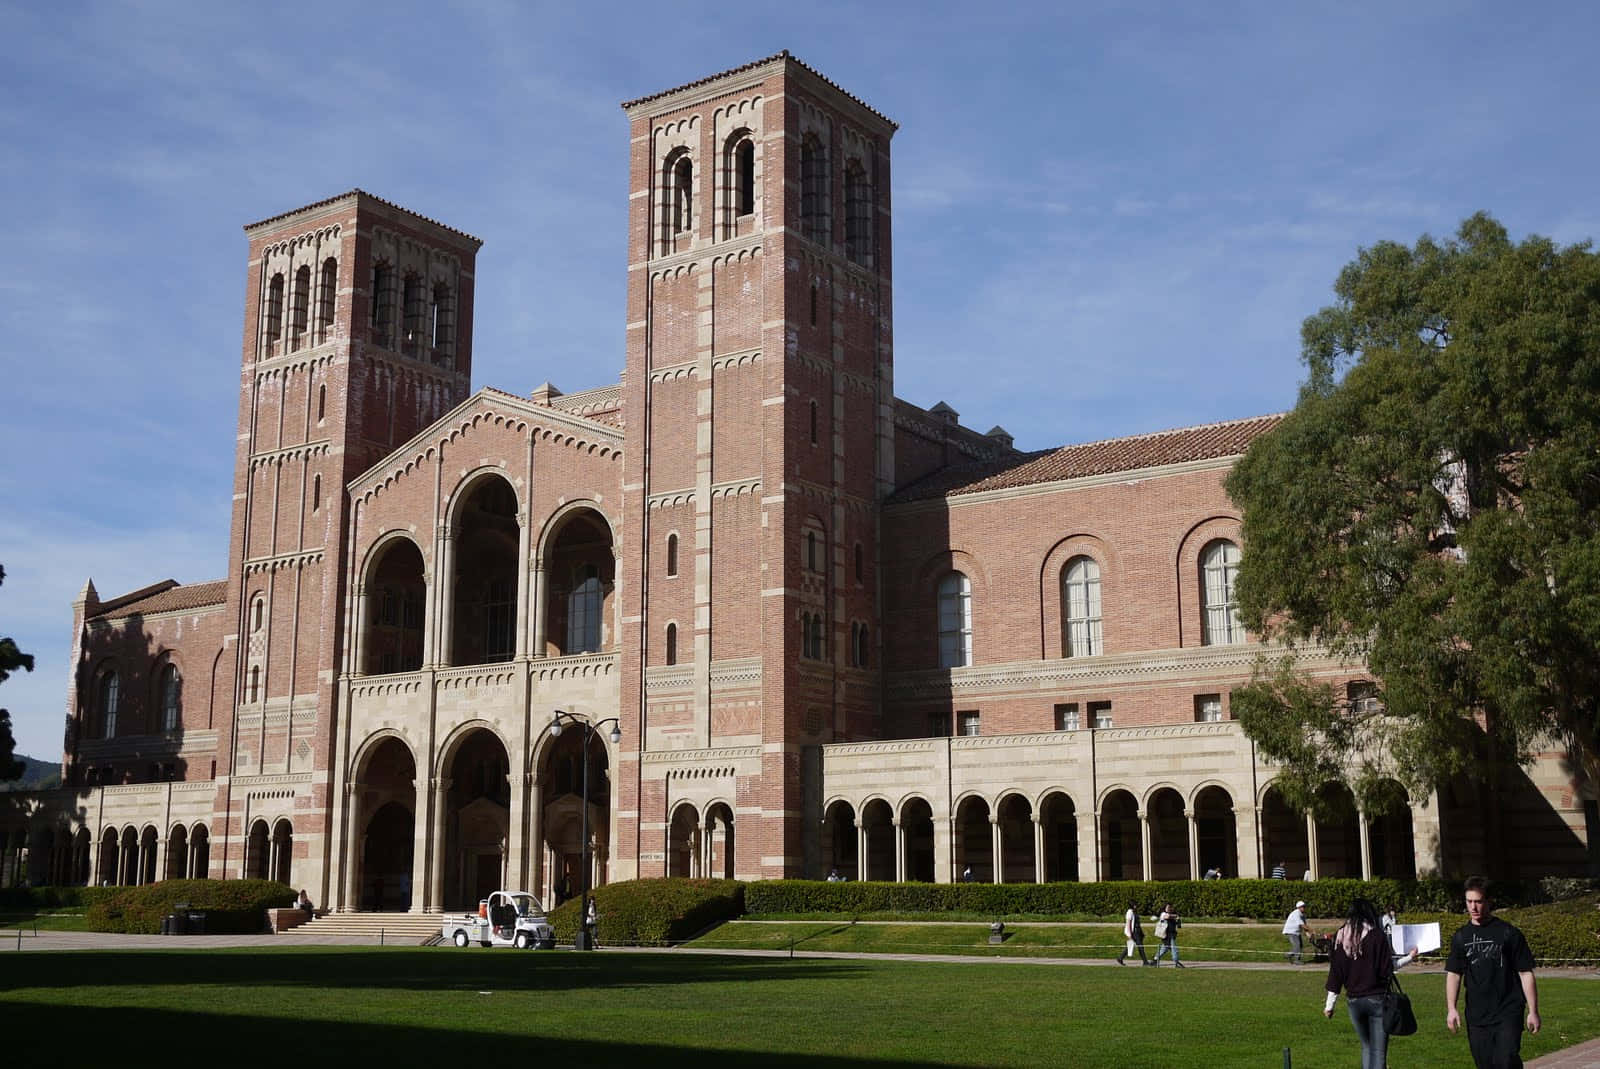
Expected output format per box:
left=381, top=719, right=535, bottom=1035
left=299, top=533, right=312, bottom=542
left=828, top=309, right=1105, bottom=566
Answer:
left=3, top=947, right=1596, bottom=1067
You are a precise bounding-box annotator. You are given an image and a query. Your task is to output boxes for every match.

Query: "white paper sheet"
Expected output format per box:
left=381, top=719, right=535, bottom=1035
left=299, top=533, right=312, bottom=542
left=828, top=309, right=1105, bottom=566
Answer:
left=1391, top=921, right=1441, bottom=955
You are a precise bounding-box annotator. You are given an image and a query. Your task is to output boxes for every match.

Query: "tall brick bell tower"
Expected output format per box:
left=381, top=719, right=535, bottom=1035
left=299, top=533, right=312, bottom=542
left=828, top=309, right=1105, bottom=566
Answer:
left=616, top=54, right=897, bottom=880
left=218, top=194, right=480, bottom=893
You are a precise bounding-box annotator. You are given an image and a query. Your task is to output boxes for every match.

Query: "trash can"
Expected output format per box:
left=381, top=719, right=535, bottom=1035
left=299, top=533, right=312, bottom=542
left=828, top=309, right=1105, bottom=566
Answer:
left=187, top=910, right=207, bottom=935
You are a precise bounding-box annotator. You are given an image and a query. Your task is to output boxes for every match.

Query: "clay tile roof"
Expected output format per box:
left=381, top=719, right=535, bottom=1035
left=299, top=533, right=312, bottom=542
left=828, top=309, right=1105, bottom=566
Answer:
left=93, top=580, right=228, bottom=620
left=889, top=413, right=1285, bottom=504
left=621, top=51, right=898, bottom=130
left=243, top=189, right=483, bottom=246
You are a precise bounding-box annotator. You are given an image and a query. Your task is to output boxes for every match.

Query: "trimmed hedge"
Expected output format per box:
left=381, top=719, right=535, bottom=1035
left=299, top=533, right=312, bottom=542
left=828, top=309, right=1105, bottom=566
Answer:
left=85, top=879, right=295, bottom=934
left=744, top=877, right=1542, bottom=921
left=0, top=885, right=120, bottom=910
left=549, top=878, right=744, bottom=946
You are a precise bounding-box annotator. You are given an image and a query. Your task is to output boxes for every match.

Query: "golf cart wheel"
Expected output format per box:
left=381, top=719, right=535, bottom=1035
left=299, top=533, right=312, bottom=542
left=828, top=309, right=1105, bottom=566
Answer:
left=453, top=930, right=469, bottom=948
left=515, top=932, right=531, bottom=949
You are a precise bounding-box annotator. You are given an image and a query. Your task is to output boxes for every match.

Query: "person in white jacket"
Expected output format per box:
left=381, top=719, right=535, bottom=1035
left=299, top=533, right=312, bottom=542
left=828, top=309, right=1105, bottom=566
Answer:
left=1116, top=903, right=1149, bottom=965
left=1283, top=901, right=1312, bottom=965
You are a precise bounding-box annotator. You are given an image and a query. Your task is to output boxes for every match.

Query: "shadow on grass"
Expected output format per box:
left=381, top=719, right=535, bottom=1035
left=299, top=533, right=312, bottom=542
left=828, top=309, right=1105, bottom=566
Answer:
left=0, top=947, right=866, bottom=995
left=7, top=1002, right=931, bottom=1068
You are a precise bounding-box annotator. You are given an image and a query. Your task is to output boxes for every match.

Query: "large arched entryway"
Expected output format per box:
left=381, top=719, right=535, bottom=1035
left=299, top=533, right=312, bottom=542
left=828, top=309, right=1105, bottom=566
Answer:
left=996, top=794, right=1034, bottom=883
left=954, top=795, right=993, bottom=883
left=667, top=803, right=699, bottom=878
left=1260, top=784, right=1309, bottom=879
left=352, top=735, right=417, bottom=911
left=442, top=728, right=512, bottom=910
left=245, top=820, right=270, bottom=880
left=449, top=476, right=521, bottom=666
left=539, top=722, right=613, bottom=898
left=1193, top=785, right=1238, bottom=878
left=1366, top=779, right=1416, bottom=878
left=1099, top=789, right=1141, bottom=881
left=542, top=509, right=616, bottom=657
left=1146, top=787, right=1188, bottom=880
left=1313, top=783, right=1361, bottom=878
left=861, top=799, right=894, bottom=881
left=900, top=797, right=935, bottom=882
left=166, top=824, right=189, bottom=880
left=363, top=537, right=425, bottom=675
left=189, top=825, right=210, bottom=879
left=821, top=800, right=858, bottom=880
left=1039, top=791, right=1079, bottom=882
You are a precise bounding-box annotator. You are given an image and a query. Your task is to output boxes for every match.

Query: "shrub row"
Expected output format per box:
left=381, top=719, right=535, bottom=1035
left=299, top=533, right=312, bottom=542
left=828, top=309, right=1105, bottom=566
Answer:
left=744, top=877, right=1543, bottom=920
left=548, top=878, right=744, bottom=946
left=85, top=879, right=295, bottom=934
left=0, top=885, right=120, bottom=910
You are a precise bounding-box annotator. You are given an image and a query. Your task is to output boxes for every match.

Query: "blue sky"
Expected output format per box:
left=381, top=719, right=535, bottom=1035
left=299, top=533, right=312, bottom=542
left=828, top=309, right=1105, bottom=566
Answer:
left=3, top=0, right=1597, bottom=759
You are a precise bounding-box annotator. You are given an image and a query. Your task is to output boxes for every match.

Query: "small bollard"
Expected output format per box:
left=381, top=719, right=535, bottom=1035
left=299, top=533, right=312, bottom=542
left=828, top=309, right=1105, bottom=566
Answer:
left=16, top=927, right=21, bottom=951
left=380, top=927, right=385, bottom=946
left=1282, top=1046, right=1291, bottom=1068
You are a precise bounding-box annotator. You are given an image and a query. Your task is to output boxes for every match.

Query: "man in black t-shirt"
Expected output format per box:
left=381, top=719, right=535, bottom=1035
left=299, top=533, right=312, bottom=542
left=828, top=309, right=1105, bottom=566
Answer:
left=1446, top=876, right=1541, bottom=1068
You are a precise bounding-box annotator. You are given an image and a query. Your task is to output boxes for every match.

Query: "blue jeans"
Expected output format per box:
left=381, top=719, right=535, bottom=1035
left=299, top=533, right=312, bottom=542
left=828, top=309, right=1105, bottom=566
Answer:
left=1154, top=937, right=1180, bottom=964
left=1347, top=995, right=1389, bottom=1069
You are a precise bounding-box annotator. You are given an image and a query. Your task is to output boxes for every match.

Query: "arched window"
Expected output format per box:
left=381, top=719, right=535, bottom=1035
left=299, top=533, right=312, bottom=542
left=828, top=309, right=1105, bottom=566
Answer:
left=567, top=564, right=603, bottom=653
left=248, top=665, right=261, bottom=703
left=1062, top=556, right=1103, bottom=657
left=402, top=273, right=424, bottom=347
left=483, top=578, right=514, bottom=662
left=735, top=137, right=755, bottom=215
left=289, top=266, right=310, bottom=348
left=844, top=159, right=872, bottom=264
left=666, top=532, right=679, bottom=577
left=430, top=282, right=454, bottom=355
left=265, top=272, right=284, bottom=341
left=673, top=155, right=694, bottom=234
left=98, top=670, right=119, bottom=739
left=159, top=663, right=180, bottom=733
left=1200, top=540, right=1243, bottom=645
left=937, top=572, right=972, bottom=668
left=251, top=596, right=265, bottom=632
left=311, top=473, right=321, bottom=512
left=370, top=262, right=394, bottom=345
left=809, top=282, right=818, bottom=326
left=854, top=543, right=864, bottom=584
left=800, top=134, right=829, bottom=243
left=317, top=257, right=337, bottom=336
left=317, top=383, right=326, bottom=422
left=665, top=622, right=678, bottom=666
left=810, top=614, right=824, bottom=661
left=810, top=399, right=818, bottom=445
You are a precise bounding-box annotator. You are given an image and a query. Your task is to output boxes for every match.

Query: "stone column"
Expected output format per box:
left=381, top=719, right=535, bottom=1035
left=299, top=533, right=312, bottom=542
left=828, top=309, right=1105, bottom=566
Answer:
left=341, top=783, right=360, bottom=910
left=1305, top=812, right=1320, bottom=881
left=1138, top=811, right=1152, bottom=881
left=1234, top=805, right=1262, bottom=879
left=1409, top=789, right=1443, bottom=877
left=351, top=585, right=369, bottom=675
left=426, top=778, right=450, bottom=912
left=508, top=772, right=529, bottom=891
left=1079, top=809, right=1099, bottom=883
left=893, top=819, right=905, bottom=883
left=1185, top=809, right=1200, bottom=880
left=990, top=816, right=1003, bottom=884
left=527, top=775, right=544, bottom=896
left=531, top=555, right=548, bottom=659
left=937, top=817, right=955, bottom=884
left=856, top=822, right=868, bottom=882
left=1357, top=809, right=1373, bottom=881
left=515, top=512, right=533, bottom=658
left=1032, top=816, right=1045, bottom=884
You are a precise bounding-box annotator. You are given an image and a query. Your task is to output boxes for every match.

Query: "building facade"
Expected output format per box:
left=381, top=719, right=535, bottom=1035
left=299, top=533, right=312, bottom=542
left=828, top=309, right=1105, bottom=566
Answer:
left=4, top=53, right=1594, bottom=907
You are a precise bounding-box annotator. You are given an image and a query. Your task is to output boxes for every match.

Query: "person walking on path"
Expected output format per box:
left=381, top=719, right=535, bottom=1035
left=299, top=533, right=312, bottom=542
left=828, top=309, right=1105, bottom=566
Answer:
left=1116, top=903, right=1149, bottom=966
left=1284, top=900, right=1312, bottom=964
left=1322, top=898, right=1395, bottom=1069
left=1446, top=876, right=1540, bottom=1068
left=1152, top=903, right=1184, bottom=967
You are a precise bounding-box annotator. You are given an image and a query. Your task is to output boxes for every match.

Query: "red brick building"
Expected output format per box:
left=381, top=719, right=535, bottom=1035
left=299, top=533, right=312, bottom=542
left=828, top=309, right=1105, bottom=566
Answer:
left=5, top=54, right=1592, bottom=906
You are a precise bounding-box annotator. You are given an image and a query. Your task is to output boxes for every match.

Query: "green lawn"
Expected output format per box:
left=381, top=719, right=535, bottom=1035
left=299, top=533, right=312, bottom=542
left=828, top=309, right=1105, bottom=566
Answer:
left=3, top=947, right=1596, bottom=1067
left=0, top=910, right=88, bottom=932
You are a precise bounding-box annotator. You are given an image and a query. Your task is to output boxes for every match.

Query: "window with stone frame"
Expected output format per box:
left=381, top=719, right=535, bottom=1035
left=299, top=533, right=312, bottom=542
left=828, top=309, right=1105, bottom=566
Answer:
left=370, top=261, right=395, bottom=346
left=265, top=272, right=285, bottom=341
left=1194, top=693, right=1223, bottom=722
left=666, top=532, right=679, bottom=577
left=1200, top=539, right=1244, bottom=645
left=844, top=158, right=873, bottom=264
left=665, top=622, right=678, bottom=666
left=937, top=571, right=972, bottom=668
left=1089, top=700, right=1113, bottom=730
left=927, top=710, right=950, bottom=738
left=800, top=133, right=829, bottom=243
left=160, top=663, right=181, bottom=732
left=317, top=256, right=337, bottom=338
left=958, top=710, right=980, bottom=736
left=98, top=669, right=119, bottom=739
left=402, top=272, right=424, bottom=349
left=1062, top=555, right=1103, bottom=657
left=430, top=282, right=455, bottom=357
left=290, top=265, right=310, bottom=349
left=1346, top=680, right=1382, bottom=717
left=1054, top=702, right=1080, bottom=731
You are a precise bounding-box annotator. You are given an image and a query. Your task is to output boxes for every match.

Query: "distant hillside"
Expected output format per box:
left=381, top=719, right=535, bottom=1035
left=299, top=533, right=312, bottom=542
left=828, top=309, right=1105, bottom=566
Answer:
left=1, top=754, right=61, bottom=791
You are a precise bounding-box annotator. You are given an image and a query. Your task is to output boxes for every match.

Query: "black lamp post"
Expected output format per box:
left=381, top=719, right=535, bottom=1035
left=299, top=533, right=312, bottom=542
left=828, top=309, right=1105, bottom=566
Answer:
left=549, top=710, right=620, bottom=950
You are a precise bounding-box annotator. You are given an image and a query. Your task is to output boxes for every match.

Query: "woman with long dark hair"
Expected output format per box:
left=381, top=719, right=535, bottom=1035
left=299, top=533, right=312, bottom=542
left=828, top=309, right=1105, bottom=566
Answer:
left=1322, top=898, right=1395, bottom=1069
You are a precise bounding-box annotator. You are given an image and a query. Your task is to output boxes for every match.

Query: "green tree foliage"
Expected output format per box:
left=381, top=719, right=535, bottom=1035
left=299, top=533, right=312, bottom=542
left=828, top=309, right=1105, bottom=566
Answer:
left=1225, top=214, right=1600, bottom=816
left=1, top=564, right=34, bottom=781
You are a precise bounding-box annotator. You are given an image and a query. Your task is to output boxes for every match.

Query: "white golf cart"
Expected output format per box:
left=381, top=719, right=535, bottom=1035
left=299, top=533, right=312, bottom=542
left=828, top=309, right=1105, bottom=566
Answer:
left=441, top=890, right=556, bottom=949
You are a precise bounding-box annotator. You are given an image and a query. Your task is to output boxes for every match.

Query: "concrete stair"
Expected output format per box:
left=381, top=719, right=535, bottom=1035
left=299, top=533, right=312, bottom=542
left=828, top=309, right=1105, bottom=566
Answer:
left=285, top=911, right=445, bottom=946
